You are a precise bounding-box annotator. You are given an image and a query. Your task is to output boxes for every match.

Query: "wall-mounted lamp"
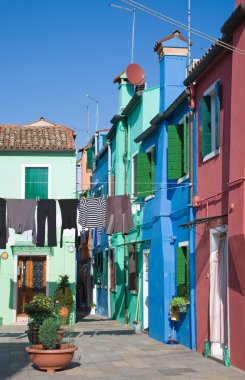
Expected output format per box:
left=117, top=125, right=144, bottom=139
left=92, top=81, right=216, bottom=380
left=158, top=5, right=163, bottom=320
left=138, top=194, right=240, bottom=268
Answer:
left=1, top=252, right=9, bottom=260
left=67, top=245, right=76, bottom=253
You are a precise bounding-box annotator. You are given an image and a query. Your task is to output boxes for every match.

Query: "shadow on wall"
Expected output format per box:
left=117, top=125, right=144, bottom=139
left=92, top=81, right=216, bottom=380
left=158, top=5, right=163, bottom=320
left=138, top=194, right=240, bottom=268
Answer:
left=228, top=234, right=245, bottom=296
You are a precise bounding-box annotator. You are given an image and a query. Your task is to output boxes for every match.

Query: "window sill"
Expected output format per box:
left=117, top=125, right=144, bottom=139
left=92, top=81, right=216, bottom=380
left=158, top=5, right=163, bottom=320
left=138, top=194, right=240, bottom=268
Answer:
left=145, top=194, right=155, bottom=201
left=130, top=290, right=138, bottom=295
left=202, top=149, right=219, bottom=162
left=177, top=174, right=189, bottom=184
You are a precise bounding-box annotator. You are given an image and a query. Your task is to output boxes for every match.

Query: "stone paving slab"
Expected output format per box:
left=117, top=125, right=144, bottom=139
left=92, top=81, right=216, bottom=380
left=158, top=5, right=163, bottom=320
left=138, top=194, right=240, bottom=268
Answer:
left=0, top=315, right=244, bottom=380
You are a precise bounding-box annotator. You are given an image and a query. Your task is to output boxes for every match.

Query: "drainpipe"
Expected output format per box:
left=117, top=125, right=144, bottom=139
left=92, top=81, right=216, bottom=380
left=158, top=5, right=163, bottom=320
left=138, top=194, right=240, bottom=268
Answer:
left=189, top=110, right=196, bottom=350
left=94, top=132, right=98, bottom=156
left=123, top=119, right=129, bottom=325
left=107, top=140, right=112, bottom=318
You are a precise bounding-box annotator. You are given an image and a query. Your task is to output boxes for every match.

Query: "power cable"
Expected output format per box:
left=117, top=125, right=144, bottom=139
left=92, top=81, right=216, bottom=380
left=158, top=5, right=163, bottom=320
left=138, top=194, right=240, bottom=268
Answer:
left=118, top=0, right=245, bottom=56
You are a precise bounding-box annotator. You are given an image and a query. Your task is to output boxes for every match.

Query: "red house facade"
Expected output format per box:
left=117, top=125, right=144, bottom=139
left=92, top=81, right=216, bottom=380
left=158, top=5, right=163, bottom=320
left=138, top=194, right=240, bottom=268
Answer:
left=185, top=2, right=245, bottom=371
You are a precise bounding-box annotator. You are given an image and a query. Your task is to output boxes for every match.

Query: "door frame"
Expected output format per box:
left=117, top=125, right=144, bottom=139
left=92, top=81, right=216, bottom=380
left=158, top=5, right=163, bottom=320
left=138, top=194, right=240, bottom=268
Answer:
left=13, top=253, right=50, bottom=323
left=143, top=248, right=149, bottom=331
left=209, top=225, right=230, bottom=359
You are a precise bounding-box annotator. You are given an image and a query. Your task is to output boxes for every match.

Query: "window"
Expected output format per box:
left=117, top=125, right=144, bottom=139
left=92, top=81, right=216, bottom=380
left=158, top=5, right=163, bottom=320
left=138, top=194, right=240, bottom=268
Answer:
left=94, top=251, right=103, bottom=286
left=25, top=167, right=48, bottom=199
left=199, top=80, right=220, bottom=159
left=176, top=246, right=190, bottom=298
left=109, top=248, right=117, bottom=291
left=168, top=116, right=189, bottom=180
left=104, top=249, right=108, bottom=289
left=128, top=244, right=138, bottom=291
left=133, top=148, right=155, bottom=198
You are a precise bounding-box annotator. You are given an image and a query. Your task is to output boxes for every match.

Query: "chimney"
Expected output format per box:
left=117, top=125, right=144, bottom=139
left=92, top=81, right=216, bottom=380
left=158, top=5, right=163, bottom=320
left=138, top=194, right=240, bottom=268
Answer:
left=154, top=30, right=188, bottom=111
left=113, top=71, right=134, bottom=111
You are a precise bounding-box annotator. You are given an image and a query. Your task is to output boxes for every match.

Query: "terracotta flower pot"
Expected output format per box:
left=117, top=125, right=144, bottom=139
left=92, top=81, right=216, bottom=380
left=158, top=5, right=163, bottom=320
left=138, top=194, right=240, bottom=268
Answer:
left=25, top=329, right=65, bottom=345
left=25, top=344, right=78, bottom=373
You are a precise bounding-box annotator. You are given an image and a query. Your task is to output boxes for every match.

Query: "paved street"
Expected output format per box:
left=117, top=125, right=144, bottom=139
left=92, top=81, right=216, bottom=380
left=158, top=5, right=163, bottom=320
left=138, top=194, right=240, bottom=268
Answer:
left=0, top=315, right=244, bottom=380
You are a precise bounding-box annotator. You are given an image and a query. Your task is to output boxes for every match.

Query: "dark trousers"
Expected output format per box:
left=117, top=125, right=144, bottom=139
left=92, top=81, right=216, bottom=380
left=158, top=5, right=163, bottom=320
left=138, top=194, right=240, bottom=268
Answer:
left=0, top=198, right=6, bottom=249
left=59, top=199, right=78, bottom=248
left=37, top=200, right=57, bottom=247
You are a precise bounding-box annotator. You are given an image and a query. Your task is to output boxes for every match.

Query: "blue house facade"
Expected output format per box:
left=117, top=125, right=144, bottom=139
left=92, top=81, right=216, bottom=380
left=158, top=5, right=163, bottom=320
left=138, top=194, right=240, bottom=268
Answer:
left=135, top=31, right=196, bottom=349
left=90, top=130, right=109, bottom=318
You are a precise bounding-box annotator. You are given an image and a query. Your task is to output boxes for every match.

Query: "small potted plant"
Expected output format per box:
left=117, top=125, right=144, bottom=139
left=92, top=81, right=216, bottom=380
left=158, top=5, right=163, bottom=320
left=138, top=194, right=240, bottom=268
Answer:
left=24, top=294, right=56, bottom=344
left=54, top=275, right=74, bottom=324
left=25, top=317, right=77, bottom=373
left=90, top=303, right=97, bottom=315
left=169, top=297, right=189, bottom=313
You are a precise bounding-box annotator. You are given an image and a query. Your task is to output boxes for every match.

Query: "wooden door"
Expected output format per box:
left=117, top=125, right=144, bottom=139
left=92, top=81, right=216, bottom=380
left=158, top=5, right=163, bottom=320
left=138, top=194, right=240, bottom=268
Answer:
left=17, top=256, right=46, bottom=316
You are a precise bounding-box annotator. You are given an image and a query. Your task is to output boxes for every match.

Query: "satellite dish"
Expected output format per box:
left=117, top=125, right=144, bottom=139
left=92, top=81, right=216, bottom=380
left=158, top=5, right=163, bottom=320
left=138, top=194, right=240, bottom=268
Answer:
left=126, top=63, right=145, bottom=86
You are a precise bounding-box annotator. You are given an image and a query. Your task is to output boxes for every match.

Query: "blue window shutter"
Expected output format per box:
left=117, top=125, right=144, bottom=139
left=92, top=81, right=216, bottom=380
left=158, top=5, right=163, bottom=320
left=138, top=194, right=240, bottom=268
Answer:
left=168, top=124, right=183, bottom=179
left=214, top=80, right=221, bottom=149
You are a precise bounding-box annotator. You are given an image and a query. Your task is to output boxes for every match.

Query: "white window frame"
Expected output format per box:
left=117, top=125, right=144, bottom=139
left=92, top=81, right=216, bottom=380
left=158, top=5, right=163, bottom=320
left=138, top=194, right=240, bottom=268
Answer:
left=21, top=164, right=51, bottom=199
left=177, top=115, right=190, bottom=183
left=203, top=82, right=220, bottom=162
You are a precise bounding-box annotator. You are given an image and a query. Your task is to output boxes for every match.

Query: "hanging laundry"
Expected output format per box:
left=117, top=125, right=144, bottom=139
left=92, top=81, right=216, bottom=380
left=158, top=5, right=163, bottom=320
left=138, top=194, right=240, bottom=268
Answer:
left=78, top=197, right=106, bottom=234
left=6, top=199, right=37, bottom=244
left=58, top=199, right=78, bottom=248
left=105, top=195, right=134, bottom=235
left=0, top=198, right=6, bottom=249
left=37, top=199, right=57, bottom=247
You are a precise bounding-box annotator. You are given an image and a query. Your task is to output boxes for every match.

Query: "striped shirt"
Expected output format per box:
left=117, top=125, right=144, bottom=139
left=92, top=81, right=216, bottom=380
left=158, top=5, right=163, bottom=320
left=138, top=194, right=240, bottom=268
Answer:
left=78, top=197, right=107, bottom=233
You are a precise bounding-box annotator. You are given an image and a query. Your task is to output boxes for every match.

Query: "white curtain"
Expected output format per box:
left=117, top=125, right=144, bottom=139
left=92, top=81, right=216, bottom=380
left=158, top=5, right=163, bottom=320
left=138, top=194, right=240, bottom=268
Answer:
left=209, top=237, right=228, bottom=343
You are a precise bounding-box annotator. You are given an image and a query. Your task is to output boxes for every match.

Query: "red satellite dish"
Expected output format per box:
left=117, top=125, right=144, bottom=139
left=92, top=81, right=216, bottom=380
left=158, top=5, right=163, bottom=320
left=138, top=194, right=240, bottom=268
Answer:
left=126, top=63, right=145, bottom=86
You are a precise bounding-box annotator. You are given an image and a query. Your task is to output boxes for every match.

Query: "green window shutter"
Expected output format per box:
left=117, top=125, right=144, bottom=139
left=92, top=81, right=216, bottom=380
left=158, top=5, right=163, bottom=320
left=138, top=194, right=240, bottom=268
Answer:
left=214, top=80, right=221, bottom=149
left=86, top=147, right=94, bottom=170
left=183, top=116, right=189, bottom=175
left=199, top=98, right=204, bottom=159
left=186, top=248, right=190, bottom=299
left=135, top=153, right=152, bottom=198
left=150, top=147, right=156, bottom=193
left=202, top=95, right=212, bottom=156
left=168, top=124, right=183, bottom=180
left=177, top=247, right=187, bottom=297
left=25, top=167, right=48, bottom=199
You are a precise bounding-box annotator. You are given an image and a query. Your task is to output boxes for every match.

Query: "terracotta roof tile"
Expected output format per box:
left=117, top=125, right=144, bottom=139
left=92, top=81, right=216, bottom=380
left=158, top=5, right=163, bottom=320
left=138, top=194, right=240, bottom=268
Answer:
left=0, top=119, right=76, bottom=151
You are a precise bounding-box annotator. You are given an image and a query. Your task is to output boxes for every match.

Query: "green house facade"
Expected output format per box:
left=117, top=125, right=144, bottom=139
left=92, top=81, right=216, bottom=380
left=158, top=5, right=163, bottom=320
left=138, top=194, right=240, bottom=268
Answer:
left=0, top=118, right=77, bottom=326
left=106, top=73, right=159, bottom=328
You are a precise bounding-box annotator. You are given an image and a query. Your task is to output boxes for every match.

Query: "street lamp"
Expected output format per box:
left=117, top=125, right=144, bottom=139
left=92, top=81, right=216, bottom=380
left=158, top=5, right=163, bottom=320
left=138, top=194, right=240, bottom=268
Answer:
left=76, top=102, right=90, bottom=143
left=86, top=94, right=99, bottom=132
left=109, top=3, right=136, bottom=63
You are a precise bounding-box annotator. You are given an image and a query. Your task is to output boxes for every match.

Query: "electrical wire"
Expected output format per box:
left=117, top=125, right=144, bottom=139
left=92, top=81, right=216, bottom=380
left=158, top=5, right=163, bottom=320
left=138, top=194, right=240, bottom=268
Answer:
left=119, top=0, right=245, bottom=56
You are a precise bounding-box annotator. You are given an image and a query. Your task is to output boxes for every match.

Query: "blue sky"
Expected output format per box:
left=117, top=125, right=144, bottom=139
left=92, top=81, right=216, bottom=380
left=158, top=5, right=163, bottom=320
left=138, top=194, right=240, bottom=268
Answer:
left=0, top=0, right=235, bottom=149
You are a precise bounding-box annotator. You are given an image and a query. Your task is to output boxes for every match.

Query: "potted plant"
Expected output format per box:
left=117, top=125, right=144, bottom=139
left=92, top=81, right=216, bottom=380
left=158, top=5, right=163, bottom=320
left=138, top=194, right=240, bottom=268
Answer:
left=25, top=317, right=77, bottom=373
left=24, top=294, right=56, bottom=344
left=54, top=275, right=74, bottom=324
left=169, top=297, right=189, bottom=313
left=90, top=303, right=97, bottom=315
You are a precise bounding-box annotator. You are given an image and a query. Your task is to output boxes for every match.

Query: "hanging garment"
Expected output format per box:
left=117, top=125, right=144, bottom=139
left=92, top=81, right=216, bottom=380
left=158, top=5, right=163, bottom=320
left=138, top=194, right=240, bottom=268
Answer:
left=58, top=199, right=78, bottom=248
left=37, top=199, right=57, bottom=247
left=105, top=195, right=134, bottom=235
left=6, top=199, right=37, bottom=244
left=0, top=198, right=6, bottom=249
left=78, top=197, right=107, bottom=234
